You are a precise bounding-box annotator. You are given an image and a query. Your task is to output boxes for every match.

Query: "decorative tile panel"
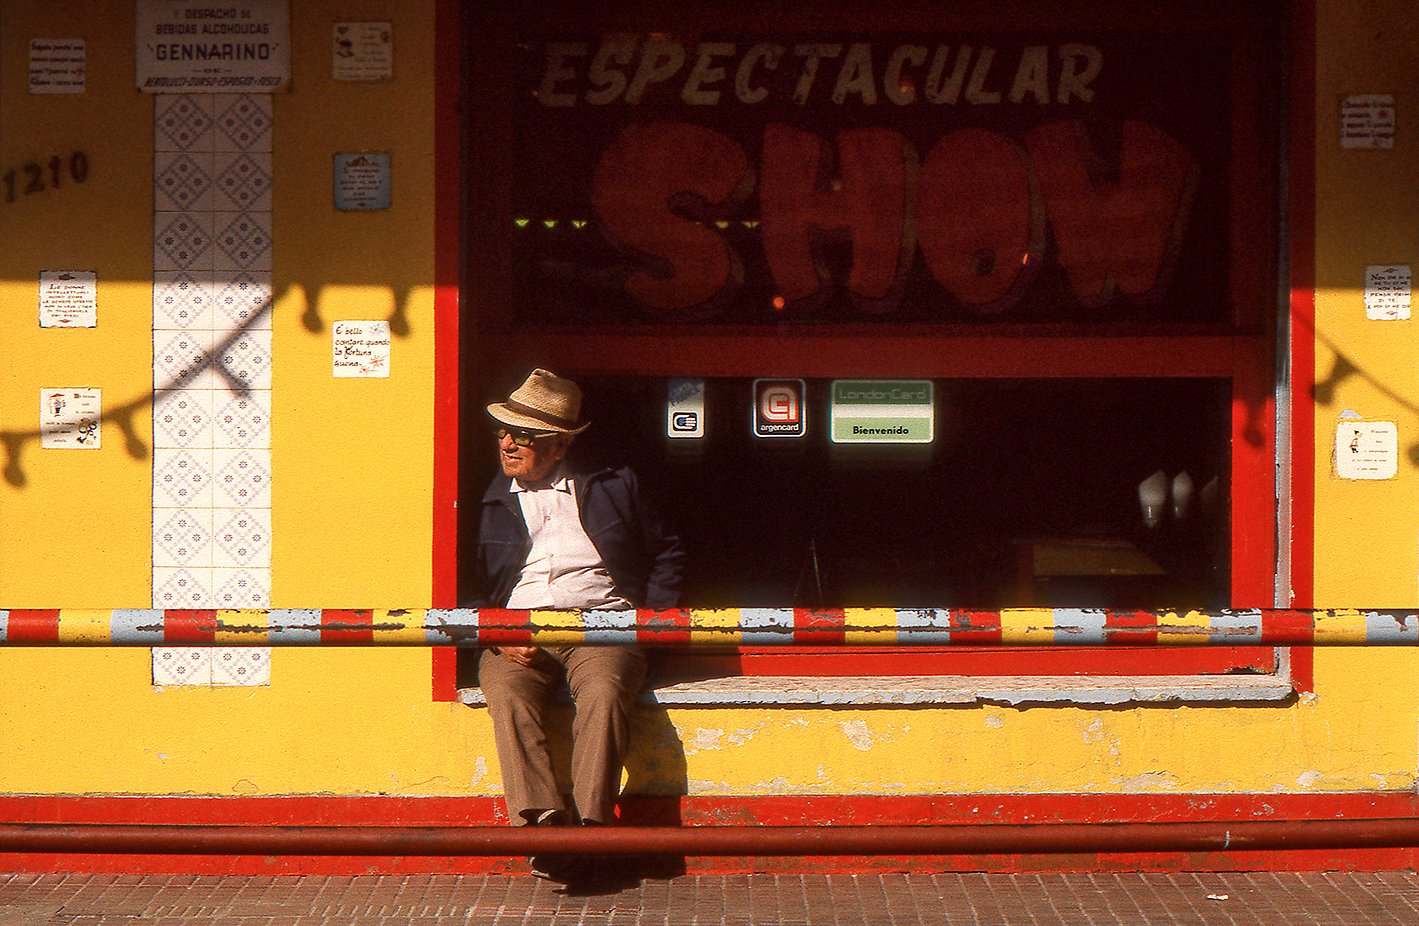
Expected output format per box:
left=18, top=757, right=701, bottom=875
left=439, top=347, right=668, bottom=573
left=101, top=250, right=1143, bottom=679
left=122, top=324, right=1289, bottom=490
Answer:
left=153, top=271, right=214, bottom=330
left=153, top=507, right=214, bottom=569
left=213, top=448, right=271, bottom=508
left=152, top=567, right=214, bottom=609
left=153, top=389, right=214, bottom=450
left=213, top=568, right=271, bottom=609
left=214, top=393, right=270, bottom=449
left=212, top=646, right=271, bottom=686
left=213, top=152, right=273, bottom=212
left=212, top=508, right=271, bottom=568
left=214, top=94, right=273, bottom=152
left=154, top=95, right=214, bottom=153
left=153, top=212, right=214, bottom=272
left=154, top=93, right=272, bottom=679
left=153, top=448, right=214, bottom=509
left=155, top=151, right=215, bottom=212
left=213, top=272, right=272, bottom=329
left=214, top=212, right=273, bottom=272
left=153, top=646, right=213, bottom=686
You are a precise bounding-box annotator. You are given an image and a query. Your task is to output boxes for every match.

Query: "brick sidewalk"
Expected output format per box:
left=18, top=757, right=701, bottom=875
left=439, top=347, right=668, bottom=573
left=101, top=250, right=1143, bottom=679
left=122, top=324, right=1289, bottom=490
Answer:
left=3, top=870, right=1419, bottom=925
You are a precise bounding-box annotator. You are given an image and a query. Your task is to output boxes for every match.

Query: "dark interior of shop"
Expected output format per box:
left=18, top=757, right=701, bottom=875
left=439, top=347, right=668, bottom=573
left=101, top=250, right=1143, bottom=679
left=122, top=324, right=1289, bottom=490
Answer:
left=461, top=376, right=1231, bottom=611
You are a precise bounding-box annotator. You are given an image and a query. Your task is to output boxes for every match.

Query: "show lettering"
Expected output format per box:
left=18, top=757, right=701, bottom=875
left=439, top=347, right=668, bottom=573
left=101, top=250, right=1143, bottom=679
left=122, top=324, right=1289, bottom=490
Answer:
left=591, top=120, right=1197, bottom=317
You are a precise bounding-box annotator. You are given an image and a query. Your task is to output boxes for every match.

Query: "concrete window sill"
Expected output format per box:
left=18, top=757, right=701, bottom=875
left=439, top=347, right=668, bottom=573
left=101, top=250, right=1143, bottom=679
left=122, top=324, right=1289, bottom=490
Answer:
left=457, top=673, right=1292, bottom=708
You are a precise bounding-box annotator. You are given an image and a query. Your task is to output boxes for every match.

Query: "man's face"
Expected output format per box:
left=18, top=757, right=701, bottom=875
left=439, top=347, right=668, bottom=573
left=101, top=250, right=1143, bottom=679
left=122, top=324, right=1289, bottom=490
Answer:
left=497, top=427, right=569, bottom=484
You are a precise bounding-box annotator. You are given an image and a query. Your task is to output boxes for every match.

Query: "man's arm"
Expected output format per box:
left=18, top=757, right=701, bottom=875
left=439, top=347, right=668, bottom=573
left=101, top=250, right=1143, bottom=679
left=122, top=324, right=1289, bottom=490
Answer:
left=630, top=472, right=686, bottom=609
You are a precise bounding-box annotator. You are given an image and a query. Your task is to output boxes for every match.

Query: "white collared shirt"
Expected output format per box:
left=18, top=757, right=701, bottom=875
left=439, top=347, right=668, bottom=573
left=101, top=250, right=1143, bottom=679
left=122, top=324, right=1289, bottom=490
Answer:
left=505, top=471, right=633, bottom=610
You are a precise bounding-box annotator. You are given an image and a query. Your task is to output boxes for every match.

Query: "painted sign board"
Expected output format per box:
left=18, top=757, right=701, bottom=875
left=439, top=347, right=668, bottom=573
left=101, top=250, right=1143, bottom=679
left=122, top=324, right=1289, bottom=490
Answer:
left=1335, top=419, right=1398, bottom=480
left=507, top=32, right=1234, bottom=328
left=39, top=270, right=98, bottom=328
left=40, top=388, right=101, bottom=449
left=136, top=0, right=290, bottom=92
left=29, top=39, right=85, bottom=94
left=830, top=380, right=934, bottom=443
left=332, top=320, right=391, bottom=377
left=1364, top=264, right=1411, bottom=321
left=753, top=379, right=806, bottom=438
left=333, top=152, right=392, bottom=210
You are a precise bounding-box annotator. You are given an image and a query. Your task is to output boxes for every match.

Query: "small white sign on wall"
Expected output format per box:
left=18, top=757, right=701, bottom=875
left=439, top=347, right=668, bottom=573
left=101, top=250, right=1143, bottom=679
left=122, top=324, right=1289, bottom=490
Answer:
left=333, top=22, right=393, bottom=81
left=29, top=39, right=86, bottom=94
left=1365, top=264, right=1411, bottom=320
left=39, top=270, right=98, bottom=327
left=40, top=388, right=101, bottom=449
left=1335, top=419, right=1398, bottom=480
left=1341, top=94, right=1395, bottom=149
left=333, top=152, right=392, bottom=210
left=332, top=320, right=390, bottom=377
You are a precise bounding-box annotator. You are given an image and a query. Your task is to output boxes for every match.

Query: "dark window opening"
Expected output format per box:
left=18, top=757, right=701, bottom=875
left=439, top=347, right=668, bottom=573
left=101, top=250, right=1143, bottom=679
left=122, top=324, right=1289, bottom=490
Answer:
left=460, top=376, right=1230, bottom=611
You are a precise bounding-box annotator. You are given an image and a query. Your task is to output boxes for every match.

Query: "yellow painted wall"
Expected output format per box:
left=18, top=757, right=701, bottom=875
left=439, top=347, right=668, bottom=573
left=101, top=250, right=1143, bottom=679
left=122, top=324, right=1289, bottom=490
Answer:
left=1, top=0, right=1418, bottom=806
left=1306, top=0, right=1419, bottom=805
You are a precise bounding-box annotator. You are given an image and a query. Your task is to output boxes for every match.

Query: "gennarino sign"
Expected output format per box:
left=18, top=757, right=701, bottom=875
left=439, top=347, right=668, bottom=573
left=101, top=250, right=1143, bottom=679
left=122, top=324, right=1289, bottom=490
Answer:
left=830, top=380, right=934, bottom=444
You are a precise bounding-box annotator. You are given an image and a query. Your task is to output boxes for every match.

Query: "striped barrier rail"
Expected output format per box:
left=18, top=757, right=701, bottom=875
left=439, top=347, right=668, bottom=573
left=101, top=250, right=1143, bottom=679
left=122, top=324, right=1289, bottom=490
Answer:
left=0, top=608, right=1417, bottom=646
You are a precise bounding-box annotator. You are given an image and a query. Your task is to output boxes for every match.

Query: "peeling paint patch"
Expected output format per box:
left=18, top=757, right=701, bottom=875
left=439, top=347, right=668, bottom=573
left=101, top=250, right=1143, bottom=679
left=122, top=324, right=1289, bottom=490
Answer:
left=726, top=727, right=759, bottom=747
left=469, top=756, right=488, bottom=787
left=1296, top=770, right=1324, bottom=788
left=984, top=715, right=1004, bottom=729
left=1081, top=718, right=1106, bottom=743
left=839, top=719, right=880, bottom=751
left=1112, top=771, right=1179, bottom=791
left=232, top=778, right=259, bottom=794
left=686, top=728, right=726, bottom=754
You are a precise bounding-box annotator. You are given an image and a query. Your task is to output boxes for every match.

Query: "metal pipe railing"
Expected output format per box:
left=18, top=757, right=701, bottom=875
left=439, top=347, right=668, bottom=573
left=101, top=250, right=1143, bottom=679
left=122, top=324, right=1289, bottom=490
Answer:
left=0, top=607, right=1415, bottom=646
left=3, top=819, right=1418, bottom=856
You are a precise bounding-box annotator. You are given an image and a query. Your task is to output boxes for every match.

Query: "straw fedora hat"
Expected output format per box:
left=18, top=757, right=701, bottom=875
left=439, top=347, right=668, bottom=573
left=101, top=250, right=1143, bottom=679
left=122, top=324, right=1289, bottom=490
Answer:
left=486, top=368, right=590, bottom=435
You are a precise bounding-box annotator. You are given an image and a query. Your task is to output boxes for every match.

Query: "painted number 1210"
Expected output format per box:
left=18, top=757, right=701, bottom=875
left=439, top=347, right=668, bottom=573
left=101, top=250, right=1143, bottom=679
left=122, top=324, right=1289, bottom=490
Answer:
left=2, top=151, right=89, bottom=203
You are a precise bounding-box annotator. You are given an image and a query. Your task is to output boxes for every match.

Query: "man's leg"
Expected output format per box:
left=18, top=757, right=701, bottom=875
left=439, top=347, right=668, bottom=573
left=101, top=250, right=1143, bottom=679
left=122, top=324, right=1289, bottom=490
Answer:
left=559, top=645, right=648, bottom=825
left=478, top=648, right=566, bottom=825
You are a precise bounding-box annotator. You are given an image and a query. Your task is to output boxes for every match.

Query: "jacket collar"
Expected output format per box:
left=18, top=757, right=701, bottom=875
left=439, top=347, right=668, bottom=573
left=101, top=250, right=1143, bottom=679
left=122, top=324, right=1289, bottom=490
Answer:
left=482, top=463, right=613, bottom=506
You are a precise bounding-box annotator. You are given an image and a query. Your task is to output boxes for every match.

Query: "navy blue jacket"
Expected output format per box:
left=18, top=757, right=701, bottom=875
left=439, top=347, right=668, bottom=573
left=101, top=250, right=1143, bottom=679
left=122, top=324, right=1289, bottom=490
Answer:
left=470, top=465, right=685, bottom=609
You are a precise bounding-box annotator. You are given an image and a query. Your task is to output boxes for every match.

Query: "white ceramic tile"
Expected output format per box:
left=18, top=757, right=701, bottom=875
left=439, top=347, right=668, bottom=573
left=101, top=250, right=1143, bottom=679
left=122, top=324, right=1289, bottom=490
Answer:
left=212, top=392, right=270, bottom=450
left=152, top=507, right=214, bottom=569
left=213, top=94, right=273, bottom=152
left=152, top=646, right=212, bottom=686
left=212, top=271, right=272, bottom=330
left=213, top=567, right=271, bottom=608
left=154, top=328, right=218, bottom=391
left=153, top=271, right=214, bottom=330
left=213, top=151, right=272, bottom=212
left=153, top=448, right=214, bottom=509
left=212, top=508, right=271, bottom=568
left=154, top=95, right=215, bottom=153
left=213, top=448, right=271, bottom=508
left=152, top=567, right=215, bottom=609
left=213, top=212, right=272, bottom=272
left=154, top=212, right=214, bottom=272
left=213, top=327, right=272, bottom=391
left=211, top=646, right=271, bottom=686
left=154, top=150, right=214, bottom=212
left=153, top=389, right=214, bottom=450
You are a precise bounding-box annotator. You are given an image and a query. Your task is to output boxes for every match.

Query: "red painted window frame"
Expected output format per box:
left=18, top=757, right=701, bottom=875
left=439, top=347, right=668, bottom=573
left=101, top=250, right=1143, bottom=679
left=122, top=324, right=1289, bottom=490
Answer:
left=431, top=0, right=1311, bottom=697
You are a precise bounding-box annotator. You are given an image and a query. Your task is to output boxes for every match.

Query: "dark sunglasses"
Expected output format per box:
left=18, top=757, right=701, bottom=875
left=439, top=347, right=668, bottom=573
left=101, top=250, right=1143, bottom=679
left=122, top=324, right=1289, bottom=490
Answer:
left=496, top=426, right=557, bottom=447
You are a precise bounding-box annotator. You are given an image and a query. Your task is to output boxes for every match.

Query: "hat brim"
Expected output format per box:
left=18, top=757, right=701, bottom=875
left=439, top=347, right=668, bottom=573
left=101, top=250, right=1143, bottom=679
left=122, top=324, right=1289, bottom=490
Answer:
left=486, top=402, right=590, bottom=435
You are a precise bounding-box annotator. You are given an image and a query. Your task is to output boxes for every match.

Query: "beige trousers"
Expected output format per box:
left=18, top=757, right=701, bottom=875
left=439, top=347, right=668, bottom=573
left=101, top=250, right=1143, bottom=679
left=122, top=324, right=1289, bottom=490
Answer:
left=478, top=645, right=647, bottom=826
